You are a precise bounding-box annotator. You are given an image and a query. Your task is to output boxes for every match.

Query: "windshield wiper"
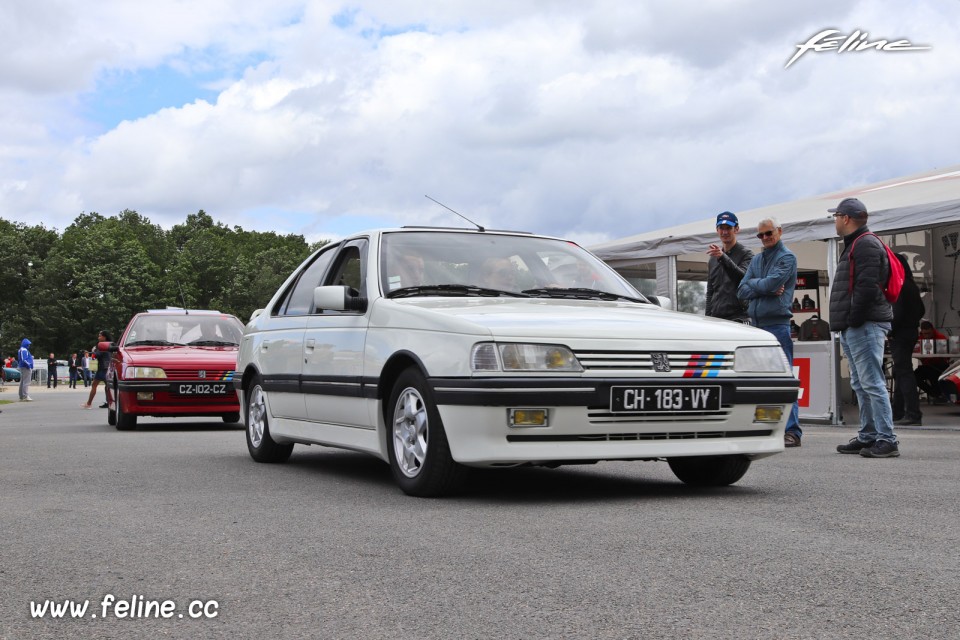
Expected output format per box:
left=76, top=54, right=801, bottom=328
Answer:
left=125, top=340, right=176, bottom=346
left=521, top=287, right=647, bottom=303
left=185, top=339, right=238, bottom=347
left=386, top=284, right=531, bottom=299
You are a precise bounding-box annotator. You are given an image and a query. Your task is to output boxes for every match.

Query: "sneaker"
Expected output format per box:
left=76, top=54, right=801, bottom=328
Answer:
left=893, top=416, right=922, bottom=426
left=22, top=396, right=33, bottom=402
left=99, top=403, right=108, bottom=409
left=837, top=438, right=872, bottom=454
left=784, top=432, right=801, bottom=448
left=860, top=440, right=900, bottom=458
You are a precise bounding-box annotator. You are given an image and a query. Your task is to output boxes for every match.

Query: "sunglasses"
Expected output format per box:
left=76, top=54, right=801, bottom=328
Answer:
left=756, top=230, right=776, bottom=239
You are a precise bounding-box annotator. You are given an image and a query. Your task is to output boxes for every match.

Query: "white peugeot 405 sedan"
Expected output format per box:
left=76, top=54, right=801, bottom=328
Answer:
left=236, top=227, right=798, bottom=496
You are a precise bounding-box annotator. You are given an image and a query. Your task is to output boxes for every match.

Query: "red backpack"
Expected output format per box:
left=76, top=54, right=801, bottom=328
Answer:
left=848, top=232, right=904, bottom=304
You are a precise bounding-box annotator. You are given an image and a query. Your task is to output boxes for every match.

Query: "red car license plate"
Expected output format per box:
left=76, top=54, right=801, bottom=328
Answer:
left=176, top=383, right=230, bottom=396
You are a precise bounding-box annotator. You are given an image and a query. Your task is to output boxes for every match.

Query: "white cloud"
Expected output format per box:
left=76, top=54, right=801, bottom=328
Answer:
left=1, top=0, right=959, bottom=243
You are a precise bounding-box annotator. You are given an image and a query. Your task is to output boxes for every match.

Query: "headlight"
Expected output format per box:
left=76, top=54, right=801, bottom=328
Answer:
left=471, top=343, right=583, bottom=372
left=734, top=346, right=790, bottom=373
left=127, top=366, right=167, bottom=379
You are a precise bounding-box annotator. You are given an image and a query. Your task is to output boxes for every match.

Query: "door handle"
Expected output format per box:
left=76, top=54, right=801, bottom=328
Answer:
left=305, top=339, right=316, bottom=351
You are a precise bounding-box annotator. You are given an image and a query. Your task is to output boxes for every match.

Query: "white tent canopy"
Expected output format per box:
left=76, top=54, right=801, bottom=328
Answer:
left=592, top=164, right=960, bottom=265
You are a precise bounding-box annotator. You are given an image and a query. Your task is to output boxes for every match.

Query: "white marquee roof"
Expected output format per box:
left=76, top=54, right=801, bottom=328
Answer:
left=591, top=164, right=960, bottom=265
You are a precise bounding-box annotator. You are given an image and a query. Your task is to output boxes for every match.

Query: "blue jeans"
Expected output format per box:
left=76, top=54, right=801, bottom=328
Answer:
left=760, top=323, right=801, bottom=437
left=840, top=322, right=896, bottom=444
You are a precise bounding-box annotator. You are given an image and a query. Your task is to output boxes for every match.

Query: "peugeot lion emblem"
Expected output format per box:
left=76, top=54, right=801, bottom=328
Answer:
left=198, top=370, right=207, bottom=379
left=651, top=353, right=671, bottom=373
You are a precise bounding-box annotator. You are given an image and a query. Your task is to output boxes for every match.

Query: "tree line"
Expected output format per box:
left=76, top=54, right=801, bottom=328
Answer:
left=0, top=209, right=326, bottom=361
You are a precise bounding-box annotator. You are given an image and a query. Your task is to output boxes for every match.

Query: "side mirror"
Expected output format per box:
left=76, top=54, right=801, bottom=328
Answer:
left=313, top=286, right=368, bottom=313
left=250, top=309, right=264, bottom=322
left=649, top=296, right=673, bottom=310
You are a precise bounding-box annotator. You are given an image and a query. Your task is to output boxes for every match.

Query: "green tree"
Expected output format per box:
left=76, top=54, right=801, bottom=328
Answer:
left=0, top=219, right=58, bottom=356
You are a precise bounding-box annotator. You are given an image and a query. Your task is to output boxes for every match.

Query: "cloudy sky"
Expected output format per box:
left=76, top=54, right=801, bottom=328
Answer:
left=1, top=0, right=958, bottom=245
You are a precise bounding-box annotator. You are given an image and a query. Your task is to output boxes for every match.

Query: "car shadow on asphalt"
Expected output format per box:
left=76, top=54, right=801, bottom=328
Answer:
left=282, top=448, right=771, bottom=503
left=119, top=420, right=245, bottom=432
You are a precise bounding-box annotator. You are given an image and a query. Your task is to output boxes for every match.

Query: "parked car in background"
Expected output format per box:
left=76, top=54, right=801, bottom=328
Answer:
left=107, top=309, right=245, bottom=430
left=3, top=366, right=20, bottom=382
left=939, top=360, right=960, bottom=404
left=236, top=227, right=799, bottom=496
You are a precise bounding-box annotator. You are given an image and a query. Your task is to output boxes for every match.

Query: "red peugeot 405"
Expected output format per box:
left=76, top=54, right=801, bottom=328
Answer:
left=106, top=309, right=245, bottom=430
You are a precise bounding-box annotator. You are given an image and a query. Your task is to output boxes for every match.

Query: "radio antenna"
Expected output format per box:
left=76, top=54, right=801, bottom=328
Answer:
left=425, top=195, right=484, bottom=232
left=176, top=280, right=189, bottom=313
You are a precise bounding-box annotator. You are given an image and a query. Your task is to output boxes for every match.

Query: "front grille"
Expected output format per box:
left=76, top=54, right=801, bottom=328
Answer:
left=574, top=349, right=734, bottom=374
left=587, top=407, right=732, bottom=424
left=162, top=369, right=236, bottom=381
left=507, top=429, right=772, bottom=443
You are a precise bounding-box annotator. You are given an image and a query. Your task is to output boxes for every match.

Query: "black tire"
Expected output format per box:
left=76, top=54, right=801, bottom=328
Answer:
left=667, top=455, right=751, bottom=486
left=115, top=390, right=137, bottom=431
left=385, top=367, right=467, bottom=497
left=222, top=412, right=241, bottom=424
left=245, top=376, right=293, bottom=463
left=107, top=384, right=117, bottom=426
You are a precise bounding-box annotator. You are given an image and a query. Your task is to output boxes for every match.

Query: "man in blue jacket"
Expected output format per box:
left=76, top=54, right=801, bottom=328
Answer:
left=737, top=217, right=801, bottom=447
left=17, top=338, right=34, bottom=402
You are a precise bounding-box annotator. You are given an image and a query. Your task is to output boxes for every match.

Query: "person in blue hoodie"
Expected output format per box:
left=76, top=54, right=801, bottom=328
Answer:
left=17, top=338, right=35, bottom=401
left=737, top=217, right=801, bottom=447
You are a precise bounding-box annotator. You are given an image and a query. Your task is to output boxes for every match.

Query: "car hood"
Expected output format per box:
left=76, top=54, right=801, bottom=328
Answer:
left=119, top=346, right=239, bottom=368
left=372, top=298, right=775, bottom=343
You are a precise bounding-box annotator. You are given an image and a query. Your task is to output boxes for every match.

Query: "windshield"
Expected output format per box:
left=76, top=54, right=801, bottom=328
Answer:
left=380, top=231, right=645, bottom=300
left=124, top=314, right=244, bottom=347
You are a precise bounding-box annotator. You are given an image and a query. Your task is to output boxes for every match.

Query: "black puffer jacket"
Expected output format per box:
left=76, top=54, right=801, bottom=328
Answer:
left=829, top=225, right=894, bottom=332
left=706, top=242, right=753, bottom=320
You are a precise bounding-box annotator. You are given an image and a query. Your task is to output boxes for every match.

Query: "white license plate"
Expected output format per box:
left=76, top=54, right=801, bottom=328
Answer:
left=610, top=385, right=721, bottom=413
left=176, top=383, right=229, bottom=396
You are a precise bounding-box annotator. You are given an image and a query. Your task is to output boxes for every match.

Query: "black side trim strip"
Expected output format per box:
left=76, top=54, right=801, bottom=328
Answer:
left=430, top=377, right=798, bottom=407
left=259, top=373, right=377, bottom=399
left=507, top=429, right=774, bottom=443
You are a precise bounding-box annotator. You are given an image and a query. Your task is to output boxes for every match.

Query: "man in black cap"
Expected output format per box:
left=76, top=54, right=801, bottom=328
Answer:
left=828, top=197, right=900, bottom=458
left=705, top=211, right=753, bottom=323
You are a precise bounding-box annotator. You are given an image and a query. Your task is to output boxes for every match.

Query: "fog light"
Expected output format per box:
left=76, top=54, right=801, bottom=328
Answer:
left=754, top=405, right=783, bottom=423
left=137, top=392, right=154, bottom=401
left=508, top=408, right=548, bottom=427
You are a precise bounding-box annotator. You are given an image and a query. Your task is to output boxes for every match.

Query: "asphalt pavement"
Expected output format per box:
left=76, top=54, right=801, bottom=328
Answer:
left=2, top=385, right=959, bottom=640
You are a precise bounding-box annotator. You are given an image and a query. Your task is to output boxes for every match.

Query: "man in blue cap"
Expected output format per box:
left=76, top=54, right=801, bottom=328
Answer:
left=706, top=211, right=753, bottom=323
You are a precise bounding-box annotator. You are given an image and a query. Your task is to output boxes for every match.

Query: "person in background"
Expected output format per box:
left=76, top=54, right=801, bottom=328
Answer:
left=736, top=217, right=801, bottom=447
left=81, top=350, right=91, bottom=387
left=829, top=197, right=899, bottom=458
left=480, top=257, right=519, bottom=291
left=889, top=254, right=924, bottom=426
left=46, top=352, right=59, bottom=388
left=67, top=352, right=80, bottom=389
left=705, top=211, right=753, bottom=323
left=916, top=320, right=949, bottom=404
left=81, top=331, right=113, bottom=409
left=17, top=338, right=35, bottom=401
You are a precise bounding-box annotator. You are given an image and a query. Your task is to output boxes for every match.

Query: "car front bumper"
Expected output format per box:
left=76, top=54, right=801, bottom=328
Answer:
left=430, top=375, right=797, bottom=466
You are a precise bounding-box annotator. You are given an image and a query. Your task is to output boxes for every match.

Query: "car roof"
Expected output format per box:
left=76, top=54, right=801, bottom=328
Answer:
left=344, top=227, right=569, bottom=243
left=142, top=308, right=226, bottom=315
